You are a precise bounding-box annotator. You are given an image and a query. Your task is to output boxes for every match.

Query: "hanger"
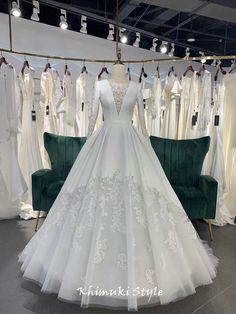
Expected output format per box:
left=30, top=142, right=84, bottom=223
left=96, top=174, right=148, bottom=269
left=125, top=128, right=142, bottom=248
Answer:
left=197, top=63, right=206, bottom=76
left=168, top=63, right=176, bottom=77
left=126, top=64, right=131, bottom=81
left=21, top=56, right=30, bottom=74
left=229, top=59, right=236, bottom=74
left=214, top=60, right=226, bottom=81
left=0, top=51, right=8, bottom=68
left=139, top=64, right=147, bottom=83
left=64, top=60, right=71, bottom=76
left=81, top=60, right=88, bottom=74
left=44, top=57, right=51, bottom=72
left=183, top=59, right=195, bottom=77
left=98, top=62, right=109, bottom=80
left=156, top=63, right=160, bottom=79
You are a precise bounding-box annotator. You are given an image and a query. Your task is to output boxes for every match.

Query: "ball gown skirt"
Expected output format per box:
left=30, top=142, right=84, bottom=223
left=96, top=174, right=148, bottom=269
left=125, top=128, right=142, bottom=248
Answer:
left=18, top=80, right=218, bottom=311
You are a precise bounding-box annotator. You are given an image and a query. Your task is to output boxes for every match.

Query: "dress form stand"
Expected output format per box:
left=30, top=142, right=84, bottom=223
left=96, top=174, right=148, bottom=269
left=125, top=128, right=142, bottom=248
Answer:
left=110, top=48, right=129, bottom=84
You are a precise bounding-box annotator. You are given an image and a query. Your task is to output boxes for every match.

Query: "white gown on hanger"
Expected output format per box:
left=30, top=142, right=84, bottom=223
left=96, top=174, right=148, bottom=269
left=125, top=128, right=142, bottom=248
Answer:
left=75, top=72, right=94, bottom=137
left=178, top=71, right=198, bottom=139
left=150, top=74, right=162, bottom=136
left=18, top=79, right=218, bottom=311
left=162, top=73, right=182, bottom=139
left=0, top=63, right=27, bottom=219
left=58, top=72, right=75, bottom=136
left=203, top=80, right=235, bottom=226
left=223, top=72, right=236, bottom=216
left=18, top=68, right=43, bottom=209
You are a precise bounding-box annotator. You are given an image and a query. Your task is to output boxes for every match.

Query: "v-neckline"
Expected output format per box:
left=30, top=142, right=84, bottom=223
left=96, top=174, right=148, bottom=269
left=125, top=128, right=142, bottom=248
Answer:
left=106, top=79, right=131, bottom=116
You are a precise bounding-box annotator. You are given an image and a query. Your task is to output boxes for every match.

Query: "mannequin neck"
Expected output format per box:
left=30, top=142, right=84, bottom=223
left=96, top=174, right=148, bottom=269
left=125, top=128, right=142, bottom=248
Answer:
left=110, top=64, right=129, bottom=84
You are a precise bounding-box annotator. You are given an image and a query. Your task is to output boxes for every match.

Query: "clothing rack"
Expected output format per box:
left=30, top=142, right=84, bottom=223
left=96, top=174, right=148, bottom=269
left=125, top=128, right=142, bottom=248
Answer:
left=1, top=48, right=236, bottom=64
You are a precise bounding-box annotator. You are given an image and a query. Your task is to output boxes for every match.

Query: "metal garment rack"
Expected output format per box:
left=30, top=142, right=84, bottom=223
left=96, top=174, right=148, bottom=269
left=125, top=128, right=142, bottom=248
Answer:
left=1, top=47, right=236, bottom=64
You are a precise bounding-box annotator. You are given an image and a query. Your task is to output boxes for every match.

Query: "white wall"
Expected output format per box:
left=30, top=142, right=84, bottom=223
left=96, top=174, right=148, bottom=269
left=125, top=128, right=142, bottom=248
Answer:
left=0, top=12, right=217, bottom=85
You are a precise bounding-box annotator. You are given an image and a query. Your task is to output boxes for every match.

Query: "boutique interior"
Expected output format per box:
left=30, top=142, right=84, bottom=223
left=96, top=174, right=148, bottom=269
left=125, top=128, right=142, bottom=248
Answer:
left=0, top=0, right=236, bottom=313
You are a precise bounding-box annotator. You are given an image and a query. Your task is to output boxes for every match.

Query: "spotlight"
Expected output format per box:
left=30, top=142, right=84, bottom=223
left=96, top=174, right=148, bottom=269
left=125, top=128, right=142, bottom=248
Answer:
left=187, top=33, right=196, bottom=42
left=160, top=41, right=168, bottom=54
left=11, top=1, right=21, bottom=17
left=107, top=24, right=114, bottom=41
left=168, top=43, right=175, bottom=57
left=80, top=15, right=87, bottom=34
left=59, top=9, right=68, bottom=30
left=119, top=28, right=127, bottom=44
left=31, top=0, right=40, bottom=22
left=199, top=51, right=206, bottom=63
left=133, top=32, right=140, bottom=48
left=150, top=38, right=158, bottom=52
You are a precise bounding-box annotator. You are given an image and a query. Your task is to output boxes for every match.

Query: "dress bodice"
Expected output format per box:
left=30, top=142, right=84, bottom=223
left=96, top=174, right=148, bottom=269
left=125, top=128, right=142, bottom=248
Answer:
left=87, top=79, right=148, bottom=138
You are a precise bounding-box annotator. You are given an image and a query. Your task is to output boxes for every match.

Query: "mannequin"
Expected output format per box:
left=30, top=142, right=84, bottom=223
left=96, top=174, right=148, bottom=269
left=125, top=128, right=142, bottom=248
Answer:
left=110, top=48, right=129, bottom=84
left=110, top=63, right=129, bottom=84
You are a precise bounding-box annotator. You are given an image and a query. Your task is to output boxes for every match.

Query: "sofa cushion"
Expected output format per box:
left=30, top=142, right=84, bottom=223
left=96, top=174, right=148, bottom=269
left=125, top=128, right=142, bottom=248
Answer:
left=44, top=132, right=86, bottom=179
left=150, top=136, right=210, bottom=187
left=173, top=185, right=208, bottom=219
left=47, top=180, right=65, bottom=196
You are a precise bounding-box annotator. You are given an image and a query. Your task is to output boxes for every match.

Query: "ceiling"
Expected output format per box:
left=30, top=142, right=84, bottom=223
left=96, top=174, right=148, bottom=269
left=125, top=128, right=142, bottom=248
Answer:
left=1, top=0, right=236, bottom=64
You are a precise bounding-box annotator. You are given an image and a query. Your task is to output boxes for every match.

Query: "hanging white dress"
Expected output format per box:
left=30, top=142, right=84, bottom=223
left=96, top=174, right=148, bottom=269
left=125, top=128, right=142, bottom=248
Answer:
left=223, top=72, right=236, bottom=217
left=150, top=74, right=162, bottom=136
left=178, top=71, right=198, bottom=139
left=18, top=79, right=218, bottom=311
left=0, top=63, right=27, bottom=219
left=162, top=73, right=182, bottom=139
left=40, top=68, right=59, bottom=135
left=58, top=73, right=76, bottom=136
left=75, top=72, right=95, bottom=137
left=196, top=70, right=212, bottom=137
left=18, top=68, right=44, bottom=209
left=203, top=80, right=234, bottom=226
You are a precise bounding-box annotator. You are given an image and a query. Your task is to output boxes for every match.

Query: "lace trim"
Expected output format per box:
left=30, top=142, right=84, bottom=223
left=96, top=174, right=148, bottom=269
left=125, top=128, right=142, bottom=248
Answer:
left=23, top=170, right=198, bottom=282
left=109, top=82, right=129, bottom=115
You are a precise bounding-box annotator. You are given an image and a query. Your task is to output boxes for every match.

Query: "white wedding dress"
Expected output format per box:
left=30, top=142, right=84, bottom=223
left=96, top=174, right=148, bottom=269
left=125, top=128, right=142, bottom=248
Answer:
left=18, top=79, right=218, bottom=311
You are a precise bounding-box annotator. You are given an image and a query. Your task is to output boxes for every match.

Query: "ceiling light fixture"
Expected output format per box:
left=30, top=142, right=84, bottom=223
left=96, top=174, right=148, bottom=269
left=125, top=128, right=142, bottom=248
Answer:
left=11, top=1, right=21, bottom=17
left=80, top=15, right=87, bottom=34
left=59, top=9, right=68, bottom=30
left=119, top=28, right=127, bottom=44
left=160, top=41, right=168, bottom=54
left=31, top=0, right=40, bottom=22
left=107, top=24, right=114, bottom=41
left=150, top=38, right=158, bottom=52
left=199, top=51, right=206, bottom=63
left=168, top=43, right=175, bottom=57
left=187, top=33, right=196, bottom=42
left=133, top=32, right=140, bottom=48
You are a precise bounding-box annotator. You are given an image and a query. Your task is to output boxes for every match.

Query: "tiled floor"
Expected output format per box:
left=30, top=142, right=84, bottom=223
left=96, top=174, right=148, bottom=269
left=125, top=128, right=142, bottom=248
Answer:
left=0, top=218, right=235, bottom=314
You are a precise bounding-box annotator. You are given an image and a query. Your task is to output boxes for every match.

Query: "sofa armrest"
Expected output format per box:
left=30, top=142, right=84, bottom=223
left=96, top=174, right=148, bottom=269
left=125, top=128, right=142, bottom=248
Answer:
left=32, top=169, right=56, bottom=210
left=197, top=175, right=218, bottom=219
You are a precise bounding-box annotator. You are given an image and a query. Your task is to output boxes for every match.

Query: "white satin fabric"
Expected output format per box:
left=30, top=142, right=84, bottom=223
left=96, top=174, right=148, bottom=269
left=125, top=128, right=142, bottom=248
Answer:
left=19, top=79, right=218, bottom=311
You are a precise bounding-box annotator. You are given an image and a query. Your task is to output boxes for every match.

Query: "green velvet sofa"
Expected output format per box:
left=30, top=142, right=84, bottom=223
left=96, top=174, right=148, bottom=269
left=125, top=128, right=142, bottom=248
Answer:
left=32, top=132, right=86, bottom=231
left=150, top=136, right=218, bottom=240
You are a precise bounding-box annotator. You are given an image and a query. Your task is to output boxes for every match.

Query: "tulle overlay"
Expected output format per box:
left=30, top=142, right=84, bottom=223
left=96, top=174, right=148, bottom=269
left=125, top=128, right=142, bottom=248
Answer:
left=19, top=122, right=218, bottom=311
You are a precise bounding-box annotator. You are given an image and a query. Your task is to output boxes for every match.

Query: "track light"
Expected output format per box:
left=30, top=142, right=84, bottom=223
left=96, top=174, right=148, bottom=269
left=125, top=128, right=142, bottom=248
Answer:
left=59, top=9, right=68, bottom=30
left=199, top=51, right=206, bottom=63
left=11, top=1, right=21, bottom=17
left=107, top=24, right=114, bottom=41
left=80, top=15, right=87, bottom=34
left=31, top=0, right=40, bottom=22
left=133, top=32, right=140, bottom=48
left=187, top=33, right=196, bottom=42
left=168, top=43, right=175, bottom=57
left=160, top=41, right=168, bottom=54
left=185, top=47, right=190, bottom=59
left=119, top=28, right=127, bottom=44
left=150, top=38, right=158, bottom=52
